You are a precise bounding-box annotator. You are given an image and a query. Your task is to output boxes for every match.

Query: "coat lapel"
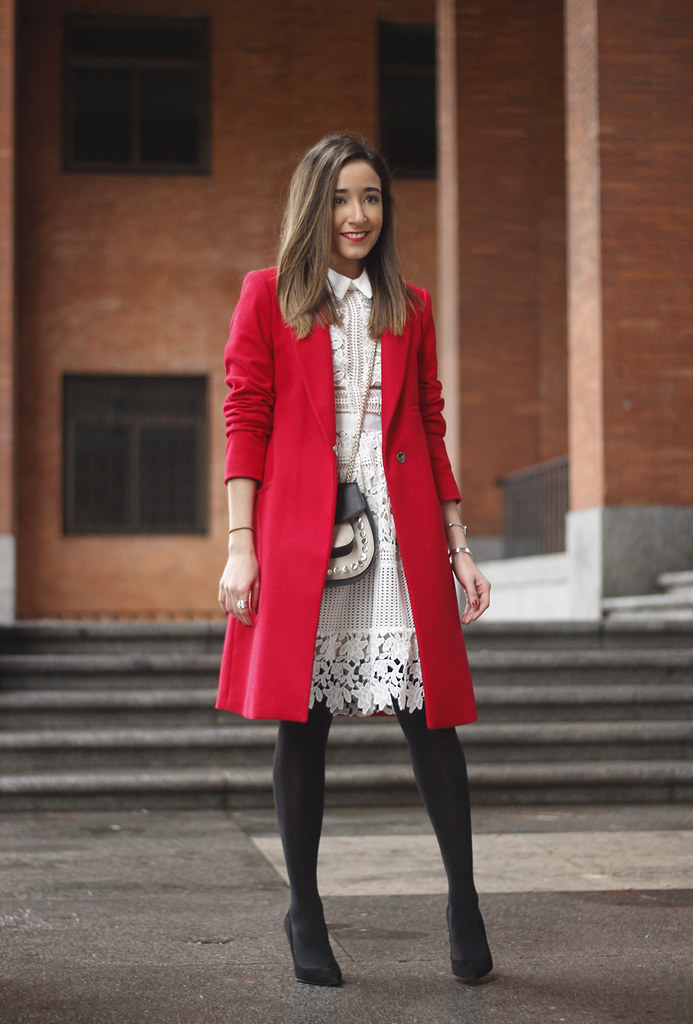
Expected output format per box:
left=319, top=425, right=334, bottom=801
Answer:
left=291, top=318, right=410, bottom=449
left=291, top=321, right=336, bottom=450
left=381, top=326, right=411, bottom=439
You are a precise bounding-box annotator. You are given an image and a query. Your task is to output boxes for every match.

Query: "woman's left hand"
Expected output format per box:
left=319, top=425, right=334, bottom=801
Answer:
left=451, top=553, right=491, bottom=624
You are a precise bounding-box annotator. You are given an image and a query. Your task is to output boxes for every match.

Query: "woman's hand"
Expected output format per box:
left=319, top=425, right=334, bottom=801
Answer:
left=218, top=530, right=260, bottom=627
left=451, top=552, right=491, bottom=625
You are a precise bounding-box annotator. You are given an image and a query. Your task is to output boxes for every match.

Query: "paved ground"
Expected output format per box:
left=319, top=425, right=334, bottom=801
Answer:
left=1, top=802, right=691, bottom=1024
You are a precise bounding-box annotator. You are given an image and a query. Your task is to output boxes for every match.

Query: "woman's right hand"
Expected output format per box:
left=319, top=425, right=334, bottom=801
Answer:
left=218, top=531, right=260, bottom=627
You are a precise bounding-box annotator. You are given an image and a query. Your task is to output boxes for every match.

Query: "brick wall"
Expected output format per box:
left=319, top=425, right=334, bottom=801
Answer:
left=566, top=0, right=693, bottom=511
left=454, top=0, right=568, bottom=535
left=14, top=0, right=437, bottom=617
left=598, top=0, right=693, bottom=506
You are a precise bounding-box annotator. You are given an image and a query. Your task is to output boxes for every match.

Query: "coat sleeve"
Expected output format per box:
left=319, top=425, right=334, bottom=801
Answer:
left=416, top=289, right=461, bottom=503
left=223, top=271, right=276, bottom=484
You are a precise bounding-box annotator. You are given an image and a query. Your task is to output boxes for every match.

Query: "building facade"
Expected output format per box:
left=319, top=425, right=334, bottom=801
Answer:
left=0, top=0, right=691, bottom=621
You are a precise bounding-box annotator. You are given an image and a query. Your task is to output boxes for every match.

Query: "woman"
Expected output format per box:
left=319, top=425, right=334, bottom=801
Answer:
left=218, top=133, right=492, bottom=987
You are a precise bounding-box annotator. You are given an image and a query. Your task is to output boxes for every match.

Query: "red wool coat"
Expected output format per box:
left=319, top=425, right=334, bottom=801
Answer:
left=216, top=268, right=477, bottom=728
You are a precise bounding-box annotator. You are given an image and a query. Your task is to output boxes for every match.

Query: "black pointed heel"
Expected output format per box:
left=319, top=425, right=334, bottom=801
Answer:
left=451, top=953, right=493, bottom=982
left=283, top=912, right=343, bottom=987
left=447, top=904, right=493, bottom=982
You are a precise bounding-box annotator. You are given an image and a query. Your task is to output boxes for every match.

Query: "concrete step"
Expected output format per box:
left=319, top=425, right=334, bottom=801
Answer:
left=475, top=681, right=693, bottom=721
left=468, top=648, right=693, bottom=686
left=0, top=652, right=222, bottom=689
left=1, top=719, right=690, bottom=773
left=465, top=619, right=693, bottom=649
left=0, top=620, right=227, bottom=656
left=2, top=682, right=693, bottom=729
left=1, top=618, right=691, bottom=809
left=601, top=570, right=693, bottom=622
left=0, top=688, right=226, bottom=728
left=0, top=759, right=691, bottom=813
left=602, top=592, right=693, bottom=619
left=3, top=618, right=693, bottom=655
left=659, top=570, right=693, bottom=593
left=2, top=647, right=692, bottom=691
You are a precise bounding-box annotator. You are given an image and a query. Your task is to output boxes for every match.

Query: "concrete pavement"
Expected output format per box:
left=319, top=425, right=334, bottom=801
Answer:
left=1, top=803, right=691, bottom=1024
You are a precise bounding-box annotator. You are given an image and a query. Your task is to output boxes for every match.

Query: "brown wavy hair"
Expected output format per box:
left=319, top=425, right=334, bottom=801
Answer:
left=276, top=133, right=419, bottom=339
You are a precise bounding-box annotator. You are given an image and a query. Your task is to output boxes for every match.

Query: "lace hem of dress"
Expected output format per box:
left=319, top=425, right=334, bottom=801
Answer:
left=310, top=629, right=424, bottom=716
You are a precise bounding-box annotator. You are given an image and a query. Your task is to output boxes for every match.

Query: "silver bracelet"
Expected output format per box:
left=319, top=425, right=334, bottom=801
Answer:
left=449, top=545, right=473, bottom=561
left=446, top=522, right=468, bottom=535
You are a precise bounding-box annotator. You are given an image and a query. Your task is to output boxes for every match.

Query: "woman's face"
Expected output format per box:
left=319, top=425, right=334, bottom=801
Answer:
left=330, top=160, right=383, bottom=278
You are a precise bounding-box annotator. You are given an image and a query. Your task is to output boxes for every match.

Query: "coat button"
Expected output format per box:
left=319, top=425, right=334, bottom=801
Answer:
left=396, top=451, right=406, bottom=463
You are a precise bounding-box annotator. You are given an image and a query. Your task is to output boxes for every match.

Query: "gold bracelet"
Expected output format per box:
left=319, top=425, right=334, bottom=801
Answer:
left=228, top=526, right=254, bottom=534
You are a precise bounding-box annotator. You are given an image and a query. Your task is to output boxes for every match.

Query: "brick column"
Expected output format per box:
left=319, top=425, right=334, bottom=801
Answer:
left=0, top=0, right=15, bottom=620
left=565, top=0, right=604, bottom=514
left=436, top=0, right=461, bottom=483
left=565, top=0, right=693, bottom=614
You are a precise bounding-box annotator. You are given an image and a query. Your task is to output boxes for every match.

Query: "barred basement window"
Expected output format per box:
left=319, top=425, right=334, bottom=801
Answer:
left=63, top=376, right=208, bottom=535
left=379, top=22, right=437, bottom=178
left=63, top=15, right=210, bottom=173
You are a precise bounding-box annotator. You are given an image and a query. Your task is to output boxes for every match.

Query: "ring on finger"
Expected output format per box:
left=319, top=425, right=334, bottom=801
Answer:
left=237, top=598, right=247, bottom=611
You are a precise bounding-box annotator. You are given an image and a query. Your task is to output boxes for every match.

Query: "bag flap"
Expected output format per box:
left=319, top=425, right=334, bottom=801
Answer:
left=334, top=480, right=367, bottom=522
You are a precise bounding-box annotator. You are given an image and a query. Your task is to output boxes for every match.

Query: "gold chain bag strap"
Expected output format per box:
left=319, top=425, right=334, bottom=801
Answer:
left=326, top=334, right=378, bottom=585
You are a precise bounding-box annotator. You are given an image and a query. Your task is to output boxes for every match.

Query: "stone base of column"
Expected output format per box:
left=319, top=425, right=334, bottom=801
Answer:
left=0, top=534, right=15, bottom=621
left=567, top=505, right=693, bottom=619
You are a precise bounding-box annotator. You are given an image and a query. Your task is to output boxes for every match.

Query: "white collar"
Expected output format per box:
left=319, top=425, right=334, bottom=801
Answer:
left=327, top=267, right=373, bottom=300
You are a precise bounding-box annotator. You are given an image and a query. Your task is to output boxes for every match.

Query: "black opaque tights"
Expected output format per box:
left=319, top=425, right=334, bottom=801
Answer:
left=273, top=701, right=336, bottom=970
left=392, top=701, right=490, bottom=962
left=272, top=699, right=489, bottom=968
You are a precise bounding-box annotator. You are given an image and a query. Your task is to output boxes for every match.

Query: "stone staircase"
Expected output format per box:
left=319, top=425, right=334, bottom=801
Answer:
left=602, top=570, right=693, bottom=622
left=0, top=619, right=692, bottom=811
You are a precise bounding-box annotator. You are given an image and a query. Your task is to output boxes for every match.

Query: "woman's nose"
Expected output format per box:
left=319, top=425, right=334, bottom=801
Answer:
left=348, top=202, right=368, bottom=224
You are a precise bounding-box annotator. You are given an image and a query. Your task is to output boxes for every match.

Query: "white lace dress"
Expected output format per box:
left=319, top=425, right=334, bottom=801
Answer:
left=310, top=269, right=425, bottom=716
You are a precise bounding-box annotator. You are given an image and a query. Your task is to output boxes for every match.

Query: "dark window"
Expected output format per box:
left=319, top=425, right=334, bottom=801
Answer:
left=379, top=22, right=436, bottom=179
left=63, top=376, right=208, bottom=534
left=64, top=16, right=210, bottom=173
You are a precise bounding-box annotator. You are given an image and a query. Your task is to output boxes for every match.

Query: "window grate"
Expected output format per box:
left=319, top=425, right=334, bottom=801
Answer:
left=63, top=15, right=210, bottom=174
left=63, top=375, right=208, bottom=535
left=379, top=22, right=436, bottom=179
